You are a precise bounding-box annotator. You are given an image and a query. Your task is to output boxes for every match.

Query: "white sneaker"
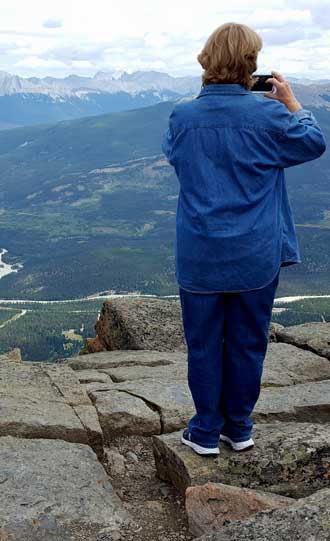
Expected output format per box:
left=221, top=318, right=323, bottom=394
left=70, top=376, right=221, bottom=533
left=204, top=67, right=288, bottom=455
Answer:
left=220, top=434, right=254, bottom=451
left=181, top=428, right=220, bottom=456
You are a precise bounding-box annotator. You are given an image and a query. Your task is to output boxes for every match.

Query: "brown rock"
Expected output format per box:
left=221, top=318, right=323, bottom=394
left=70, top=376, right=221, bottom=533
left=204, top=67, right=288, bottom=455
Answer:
left=185, top=482, right=294, bottom=537
left=83, top=335, right=105, bottom=354
left=196, top=487, right=330, bottom=541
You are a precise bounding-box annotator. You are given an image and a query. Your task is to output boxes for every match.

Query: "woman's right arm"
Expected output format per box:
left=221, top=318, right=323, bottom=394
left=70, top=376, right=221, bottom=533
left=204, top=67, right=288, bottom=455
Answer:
left=263, top=71, right=326, bottom=168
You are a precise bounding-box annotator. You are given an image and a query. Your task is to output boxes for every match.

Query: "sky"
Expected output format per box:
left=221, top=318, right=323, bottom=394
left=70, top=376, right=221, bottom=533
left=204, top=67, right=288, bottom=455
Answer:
left=0, top=0, right=329, bottom=80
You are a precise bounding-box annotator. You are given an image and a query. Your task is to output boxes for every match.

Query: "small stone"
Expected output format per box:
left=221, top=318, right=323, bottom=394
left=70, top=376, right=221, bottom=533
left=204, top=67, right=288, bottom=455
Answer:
left=97, top=527, right=122, bottom=540
left=126, top=451, right=139, bottom=463
left=105, top=449, right=126, bottom=476
left=159, top=485, right=171, bottom=498
left=144, top=500, right=164, bottom=513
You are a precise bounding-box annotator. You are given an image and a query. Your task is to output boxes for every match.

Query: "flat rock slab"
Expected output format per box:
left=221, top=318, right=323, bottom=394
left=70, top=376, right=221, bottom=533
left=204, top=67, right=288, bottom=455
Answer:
left=75, top=369, right=113, bottom=384
left=152, top=422, right=330, bottom=498
left=69, top=342, right=330, bottom=388
left=102, top=362, right=188, bottom=382
left=185, top=482, right=293, bottom=537
left=275, top=322, right=330, bottom=359
left=262, top=342, right=330, bottom=386
left=87, top=379, right=194, bottom=439
left=74, top=343, right=330, bottom=385
left=254, top=379, right=330, bottom=423
left=196, top=487, right=330, bottom=541
left=82, top=359, right=330, bottom=438
left=0, top=436, right=129, bottom=541
left=92, top=388, right=161, bottom=437
left=66, top=350, right=187, bottom=371
left=0, top=361, right=103, bottom=456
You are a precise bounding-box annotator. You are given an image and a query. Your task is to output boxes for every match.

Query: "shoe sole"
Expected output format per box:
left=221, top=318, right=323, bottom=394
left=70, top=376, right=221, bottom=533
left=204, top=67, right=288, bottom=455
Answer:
left=181, top=435, right=220, bottom=456
left=220, top=434, right=254, bottom=452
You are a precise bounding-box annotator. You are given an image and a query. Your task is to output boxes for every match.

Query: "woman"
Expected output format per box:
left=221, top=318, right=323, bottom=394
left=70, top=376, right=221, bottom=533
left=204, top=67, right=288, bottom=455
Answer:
left=162, top=22, right=326, bottom=456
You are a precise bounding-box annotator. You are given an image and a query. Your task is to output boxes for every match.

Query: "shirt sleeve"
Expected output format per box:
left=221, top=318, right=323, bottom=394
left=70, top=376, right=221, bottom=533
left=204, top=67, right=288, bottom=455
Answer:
left=271, top=107, right=326, bottom=168
left=161, top=110, right=176, bottom=166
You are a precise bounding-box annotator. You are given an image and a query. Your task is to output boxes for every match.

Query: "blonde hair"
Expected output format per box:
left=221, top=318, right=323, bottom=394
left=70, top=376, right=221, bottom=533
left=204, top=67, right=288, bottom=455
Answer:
left=197, top=22, right=263, bottom=90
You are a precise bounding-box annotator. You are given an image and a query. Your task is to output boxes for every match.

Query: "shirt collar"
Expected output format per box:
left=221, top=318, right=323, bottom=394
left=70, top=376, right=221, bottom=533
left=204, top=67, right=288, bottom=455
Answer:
left=196, top=83, right=252, bottom=98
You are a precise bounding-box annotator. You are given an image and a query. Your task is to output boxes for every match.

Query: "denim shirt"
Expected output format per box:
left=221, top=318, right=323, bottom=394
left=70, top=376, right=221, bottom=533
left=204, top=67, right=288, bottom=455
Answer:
left=162, top=83, right=326, bottom=293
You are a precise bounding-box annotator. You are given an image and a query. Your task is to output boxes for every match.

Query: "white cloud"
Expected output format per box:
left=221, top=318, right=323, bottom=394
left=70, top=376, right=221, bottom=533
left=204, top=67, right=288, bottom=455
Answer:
left=42, top=18, right=63, bottom=29
left=0, top=0, right=327, bottom=80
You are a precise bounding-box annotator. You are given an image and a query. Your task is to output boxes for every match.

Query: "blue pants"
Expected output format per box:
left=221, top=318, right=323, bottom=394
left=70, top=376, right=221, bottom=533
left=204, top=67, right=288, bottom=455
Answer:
left=179, top=271, right=280, bottom=447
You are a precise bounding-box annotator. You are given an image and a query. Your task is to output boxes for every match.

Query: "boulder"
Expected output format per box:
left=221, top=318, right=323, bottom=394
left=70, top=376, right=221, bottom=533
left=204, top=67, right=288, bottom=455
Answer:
left=196, top=487, right=330, bottom=541
left=275, top=322, right=330, bottom=359
left=152, top=422, right=330, bottom=498
left=0, top=436, right=129, bottom=541
left=0, top=360, right=103, bottom=457
left=85, top=297, right=186, bottom=352
left=185, top=482, right=294, bottom=537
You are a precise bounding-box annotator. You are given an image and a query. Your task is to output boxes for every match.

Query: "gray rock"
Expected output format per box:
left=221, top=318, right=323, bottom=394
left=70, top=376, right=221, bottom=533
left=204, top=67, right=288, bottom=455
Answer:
left=152, top=422, right=330, bottom=498
left=254, top=379, right=330, bottom=422
left=196, top=487, right=330, bottom=541
left=0, top=360, right=103, bottom=457
left=0, top=436, right=129, bottom=540
left=262, top=343, right=330, bottom=386
left=66, top=349, right=186, bottom=371
left=102, top=361, right=187, bottom=383
left=75, top=369, right=114, bottom=384
left=88, top=379, right=194, bottom=438
left=276, top=322, right=330, bottom=359
left=69, top=342, right=330, bottom=389
left=79, top=347, right=330, bottom=438
left=91, top=388, right=161, bottom=438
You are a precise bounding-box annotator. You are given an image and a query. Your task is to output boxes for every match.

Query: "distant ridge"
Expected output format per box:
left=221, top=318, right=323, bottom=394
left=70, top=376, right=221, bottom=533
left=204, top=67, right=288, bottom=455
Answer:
left=0, top=69, right=328, bottom=129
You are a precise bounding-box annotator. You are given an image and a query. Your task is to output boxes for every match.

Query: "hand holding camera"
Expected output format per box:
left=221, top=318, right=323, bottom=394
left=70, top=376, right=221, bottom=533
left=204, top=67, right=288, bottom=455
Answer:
left=264, top=70, right=303, bottom=112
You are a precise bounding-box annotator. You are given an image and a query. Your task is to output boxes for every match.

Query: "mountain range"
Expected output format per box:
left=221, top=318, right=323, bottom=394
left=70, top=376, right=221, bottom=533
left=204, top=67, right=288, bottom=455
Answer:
left=0, top=69, right=330, bottom=128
